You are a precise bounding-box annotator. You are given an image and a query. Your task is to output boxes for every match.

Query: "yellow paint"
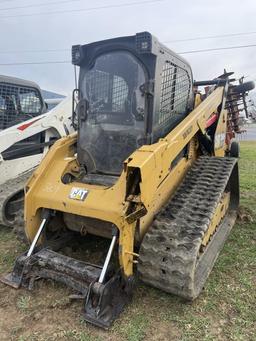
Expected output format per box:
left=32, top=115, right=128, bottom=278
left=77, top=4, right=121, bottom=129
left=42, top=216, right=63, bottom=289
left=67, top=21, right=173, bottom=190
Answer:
left=25, top=86, right=226, bottom=278
left=214, top=107, right=228, bottom=156
left=194, top=93, right=202, bottom=108
left=202, top=192, right=230, bottom=247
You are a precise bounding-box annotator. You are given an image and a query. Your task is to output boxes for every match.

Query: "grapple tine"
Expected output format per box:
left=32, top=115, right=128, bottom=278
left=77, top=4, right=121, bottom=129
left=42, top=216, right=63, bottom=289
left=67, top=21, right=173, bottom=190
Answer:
left=1, top=249, right=102, bottom=295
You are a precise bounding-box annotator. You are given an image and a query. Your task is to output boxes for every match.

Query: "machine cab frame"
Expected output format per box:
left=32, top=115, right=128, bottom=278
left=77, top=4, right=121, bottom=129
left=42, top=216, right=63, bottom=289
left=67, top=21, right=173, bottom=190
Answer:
left=72, top=32, right=193, bottom=176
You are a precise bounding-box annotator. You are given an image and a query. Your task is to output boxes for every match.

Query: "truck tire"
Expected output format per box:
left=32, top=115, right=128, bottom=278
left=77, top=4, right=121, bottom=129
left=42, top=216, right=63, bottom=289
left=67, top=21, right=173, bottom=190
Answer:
left=230, top=141, right=240, bottom=158
left=233, top=81, right=255, bottom=94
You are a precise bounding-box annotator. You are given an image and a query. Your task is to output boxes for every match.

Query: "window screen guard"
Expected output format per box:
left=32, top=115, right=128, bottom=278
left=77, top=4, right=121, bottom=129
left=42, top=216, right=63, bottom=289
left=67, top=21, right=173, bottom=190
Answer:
left=0, top=83, right=42, bottom=130
left=157, top=62, right=191, bottom=126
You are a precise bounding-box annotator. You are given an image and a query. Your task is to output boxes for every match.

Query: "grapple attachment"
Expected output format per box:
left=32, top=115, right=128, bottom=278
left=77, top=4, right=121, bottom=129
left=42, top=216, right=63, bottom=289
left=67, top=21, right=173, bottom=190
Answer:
left=1, top=249, right=102, bottom=293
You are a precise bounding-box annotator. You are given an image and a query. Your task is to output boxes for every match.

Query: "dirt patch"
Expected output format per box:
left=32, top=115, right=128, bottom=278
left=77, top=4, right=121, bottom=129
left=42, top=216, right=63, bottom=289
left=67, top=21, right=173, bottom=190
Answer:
left=237, top=205, right=254, bottom=223
left=145, top=321, right=181, bottom=341
left=0, top=280, right=109, bottom=341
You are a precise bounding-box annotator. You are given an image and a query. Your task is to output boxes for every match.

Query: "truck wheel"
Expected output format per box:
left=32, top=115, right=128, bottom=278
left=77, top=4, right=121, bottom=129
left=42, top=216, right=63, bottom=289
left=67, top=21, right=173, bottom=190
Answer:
left=233, top=81, right=255, bottom=94
left=230, top=141, right=240, bottom=158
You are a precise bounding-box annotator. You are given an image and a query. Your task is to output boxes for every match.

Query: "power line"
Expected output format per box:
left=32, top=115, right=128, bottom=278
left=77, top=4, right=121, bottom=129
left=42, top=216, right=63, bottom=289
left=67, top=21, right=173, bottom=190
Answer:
left=179, top=43, right=256, bottom=54
left=164, top=31, right=256, bottom=43
left=0, top=61, right=70, bottom=66
left=1, top=43, right=256, bottom=65
left=1, top=29, right=256, bottom=55
left=0, top=29, right=256, bottom=54
left=0, top=0, right=255, bottom=45
left=0, top=0, right=165, bottom=18
left=0, top=48, right=69, bottom=54
left=0, top=0, right=83, bottom=11
left=0, top=0, right=21, bottom=3
left=0, top=0, right=75, bottom=3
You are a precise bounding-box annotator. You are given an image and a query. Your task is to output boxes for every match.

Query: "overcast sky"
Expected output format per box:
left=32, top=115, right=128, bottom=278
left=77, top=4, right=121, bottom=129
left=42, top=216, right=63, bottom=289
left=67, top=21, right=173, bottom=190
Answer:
left=1, top=0, right=256, bottom=97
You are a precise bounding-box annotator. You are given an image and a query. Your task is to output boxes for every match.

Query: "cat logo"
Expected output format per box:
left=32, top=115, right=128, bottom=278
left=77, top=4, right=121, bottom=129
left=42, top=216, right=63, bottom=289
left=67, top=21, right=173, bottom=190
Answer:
left=69, top=187, right=89, bottom=201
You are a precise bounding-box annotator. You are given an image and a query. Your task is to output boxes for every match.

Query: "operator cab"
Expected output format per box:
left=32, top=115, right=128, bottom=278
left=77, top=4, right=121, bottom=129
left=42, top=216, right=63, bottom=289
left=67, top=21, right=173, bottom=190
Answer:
left=72, top=32, right=193, bottom=178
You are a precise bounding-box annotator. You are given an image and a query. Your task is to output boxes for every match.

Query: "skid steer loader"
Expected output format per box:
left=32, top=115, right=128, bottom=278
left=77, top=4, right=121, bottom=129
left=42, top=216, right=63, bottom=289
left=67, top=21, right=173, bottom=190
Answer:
left=0, top=75, right=73, bottom=235
left=1, top=32, right=254, bottom=328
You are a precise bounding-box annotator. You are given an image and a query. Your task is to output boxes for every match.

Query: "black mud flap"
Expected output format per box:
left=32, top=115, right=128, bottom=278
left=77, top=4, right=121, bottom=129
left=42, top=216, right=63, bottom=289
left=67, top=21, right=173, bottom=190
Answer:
left=84, top=272, right=134, bottom=329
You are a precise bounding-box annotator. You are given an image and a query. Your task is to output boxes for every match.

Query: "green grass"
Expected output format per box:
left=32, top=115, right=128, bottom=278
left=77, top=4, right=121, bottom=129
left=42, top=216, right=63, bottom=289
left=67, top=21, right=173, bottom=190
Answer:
left=113, top=311, right=149, bottom=341
left=16, top=295, right=31, bottom=311
left=239, top=142, right=256, bottom=192
left=0, top=225, right=26, bottom=273
left=0, top=141, right=255, bottom=341
left=60, top=330, right=103, bottom=341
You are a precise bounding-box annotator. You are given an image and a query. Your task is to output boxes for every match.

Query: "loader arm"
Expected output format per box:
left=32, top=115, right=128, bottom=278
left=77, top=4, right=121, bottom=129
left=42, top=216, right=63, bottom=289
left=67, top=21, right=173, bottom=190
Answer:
left=125, top=86, right=226, bottom=210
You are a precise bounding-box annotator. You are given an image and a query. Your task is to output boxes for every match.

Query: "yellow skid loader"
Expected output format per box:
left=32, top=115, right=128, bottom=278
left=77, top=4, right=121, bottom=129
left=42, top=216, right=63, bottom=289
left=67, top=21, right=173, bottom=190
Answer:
left=2, top=32, right=254, bottom=328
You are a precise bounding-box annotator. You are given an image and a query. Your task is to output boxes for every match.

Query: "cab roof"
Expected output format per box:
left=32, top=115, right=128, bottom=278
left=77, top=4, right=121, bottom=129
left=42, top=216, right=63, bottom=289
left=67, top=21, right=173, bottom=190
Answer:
left=0, top=74, right=42, bottom=91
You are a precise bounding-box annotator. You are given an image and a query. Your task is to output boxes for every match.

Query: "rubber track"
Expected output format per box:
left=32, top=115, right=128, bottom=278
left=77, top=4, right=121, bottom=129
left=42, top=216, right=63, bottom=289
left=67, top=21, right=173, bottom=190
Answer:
left=138, top=156, right=237, bottom=300
left=0, top=171, right=33, bottom=238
